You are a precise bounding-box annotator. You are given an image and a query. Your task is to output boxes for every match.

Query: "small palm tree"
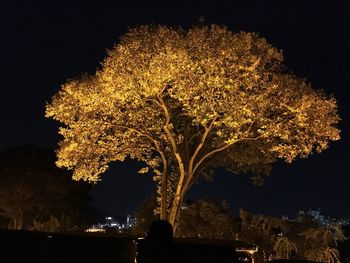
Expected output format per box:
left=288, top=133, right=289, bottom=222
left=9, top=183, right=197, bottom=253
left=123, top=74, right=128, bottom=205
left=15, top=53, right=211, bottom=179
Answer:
left=300, top=227, right=334, bottom=249
left=332, top=224, right=346, bottom=246
left=305, top=247, right=341, bottom=263
left=273, top=236, right=298, bottom=259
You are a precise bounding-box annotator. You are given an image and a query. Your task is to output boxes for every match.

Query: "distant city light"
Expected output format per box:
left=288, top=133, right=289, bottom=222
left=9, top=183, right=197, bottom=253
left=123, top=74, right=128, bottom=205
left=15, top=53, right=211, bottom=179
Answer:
left=85, top=227, right=106, bottom=233
left=85, top=215, right=136, bottom=232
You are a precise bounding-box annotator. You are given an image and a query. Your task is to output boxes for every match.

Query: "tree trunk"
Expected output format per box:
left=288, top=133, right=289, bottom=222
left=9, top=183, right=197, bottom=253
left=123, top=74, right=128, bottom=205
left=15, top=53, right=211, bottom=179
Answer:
left=168, top=170, right=192, bottom=234
left=160, top=172, right=167, bottom=220
left=168, top=193, right=185, bottom=235
left=172, top=196, right=184, bottom=235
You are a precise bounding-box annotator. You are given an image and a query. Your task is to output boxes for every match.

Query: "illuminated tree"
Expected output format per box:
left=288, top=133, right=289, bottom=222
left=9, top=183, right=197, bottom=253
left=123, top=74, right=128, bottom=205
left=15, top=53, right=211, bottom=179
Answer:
left=273, top=236, right=298, bottom=259
left=332, top=224, right=346, bottom=246
left=46, top=24, right=340, bottom=230
left=305, top=247, right=341, bottom=263
left=300, top=225, right=345, bottom=250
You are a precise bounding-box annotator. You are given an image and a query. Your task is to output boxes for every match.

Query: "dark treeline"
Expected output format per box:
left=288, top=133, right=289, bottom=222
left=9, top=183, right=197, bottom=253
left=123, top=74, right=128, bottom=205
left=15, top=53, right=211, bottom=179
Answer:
left=133, top=197, right=348, bottom=262
left=0, top=145, right=100, bottom=232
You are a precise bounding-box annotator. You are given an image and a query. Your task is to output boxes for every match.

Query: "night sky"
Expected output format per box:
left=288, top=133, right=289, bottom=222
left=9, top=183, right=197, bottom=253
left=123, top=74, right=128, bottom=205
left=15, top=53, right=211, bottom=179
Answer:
left=2, top=1, right=349, bottom=219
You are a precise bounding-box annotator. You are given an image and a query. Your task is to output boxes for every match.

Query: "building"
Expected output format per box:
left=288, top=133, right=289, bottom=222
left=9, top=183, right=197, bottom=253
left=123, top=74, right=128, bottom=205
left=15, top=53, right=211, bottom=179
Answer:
left=85, top=215, right=136, bottom=233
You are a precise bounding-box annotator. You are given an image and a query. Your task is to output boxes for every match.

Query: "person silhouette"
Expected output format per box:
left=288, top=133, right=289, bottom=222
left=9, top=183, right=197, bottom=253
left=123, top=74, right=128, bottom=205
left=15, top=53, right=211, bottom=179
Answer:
left=136, top=220, right=181, bottom=263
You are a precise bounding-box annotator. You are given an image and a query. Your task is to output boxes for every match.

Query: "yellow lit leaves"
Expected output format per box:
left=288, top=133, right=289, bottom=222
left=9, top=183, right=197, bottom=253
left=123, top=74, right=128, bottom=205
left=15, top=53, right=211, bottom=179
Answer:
left=46, top=24, right=340, bottom=184
left=137, top=167, right=149, bottom=174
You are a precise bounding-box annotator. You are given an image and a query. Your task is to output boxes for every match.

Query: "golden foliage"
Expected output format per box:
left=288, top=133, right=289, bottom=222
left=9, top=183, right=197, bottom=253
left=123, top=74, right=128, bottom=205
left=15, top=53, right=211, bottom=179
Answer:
left=46, top=24, right=340, bottom=221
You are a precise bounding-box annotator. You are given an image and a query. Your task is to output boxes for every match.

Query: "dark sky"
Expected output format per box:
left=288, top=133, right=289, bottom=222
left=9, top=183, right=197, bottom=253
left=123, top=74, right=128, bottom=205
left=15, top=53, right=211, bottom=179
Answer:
left=1, top=0, right=349, bottom=218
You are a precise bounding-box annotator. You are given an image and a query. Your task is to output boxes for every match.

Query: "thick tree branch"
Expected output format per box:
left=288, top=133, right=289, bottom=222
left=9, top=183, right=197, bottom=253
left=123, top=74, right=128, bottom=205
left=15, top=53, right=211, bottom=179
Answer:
left=187, top=165, right=210, bottom=195
left=182, top=120, right=190, bottom=171
left=189, top=117, right=217, bottom=174
left=192, top=135, right=263, bottom=176
left=157, top=93, right=187, bottom=225
left=116, top=122, right=169, bottom=218
left=145, top=98, right=163, bottom=108
left=181, top=117, right=217, bottom=196
left=157, top=94, right=186, bottom=178
left=157, top=147, right=168, bottom=219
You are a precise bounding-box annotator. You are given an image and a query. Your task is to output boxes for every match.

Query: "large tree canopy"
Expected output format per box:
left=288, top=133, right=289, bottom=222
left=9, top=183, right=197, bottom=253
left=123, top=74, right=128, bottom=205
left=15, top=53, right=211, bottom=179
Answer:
left=46, top=24, right=340, bottom=229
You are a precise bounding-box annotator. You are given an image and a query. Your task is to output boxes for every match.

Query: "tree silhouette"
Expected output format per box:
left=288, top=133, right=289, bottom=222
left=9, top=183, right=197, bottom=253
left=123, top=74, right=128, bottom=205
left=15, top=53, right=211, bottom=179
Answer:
left=133, top=197, right=237, bottom=239
left=239, top=209, right=285, bottom=261
left=132, top=196, right=158, bottom=236
left=46, top=24, right=340, bottom=230
left=0, top=145, right=92, bottom=231
left=176, top=199, right=237, bottom=239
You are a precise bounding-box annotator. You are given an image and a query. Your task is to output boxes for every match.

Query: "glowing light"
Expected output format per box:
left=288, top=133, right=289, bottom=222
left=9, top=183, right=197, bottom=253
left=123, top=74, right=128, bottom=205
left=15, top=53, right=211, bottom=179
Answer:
left=46, top=24, right=340, bottom=226
left=85, top=227, right=106, bottom=233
